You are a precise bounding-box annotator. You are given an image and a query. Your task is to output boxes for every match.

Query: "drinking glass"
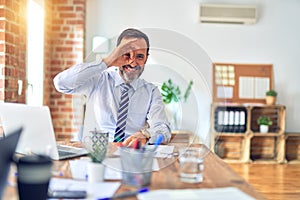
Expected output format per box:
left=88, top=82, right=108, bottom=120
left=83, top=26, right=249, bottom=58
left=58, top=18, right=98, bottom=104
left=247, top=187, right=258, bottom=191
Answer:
left=178, top=147, right=206, bottom=183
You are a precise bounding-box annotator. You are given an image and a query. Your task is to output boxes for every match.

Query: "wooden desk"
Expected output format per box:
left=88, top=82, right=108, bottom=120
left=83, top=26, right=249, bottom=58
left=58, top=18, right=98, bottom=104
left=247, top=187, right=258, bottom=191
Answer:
left=3, top=143, right=265, bottom=200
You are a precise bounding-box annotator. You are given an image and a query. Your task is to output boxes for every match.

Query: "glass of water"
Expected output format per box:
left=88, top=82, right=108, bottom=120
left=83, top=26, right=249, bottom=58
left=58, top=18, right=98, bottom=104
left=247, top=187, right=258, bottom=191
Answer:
left=178, top=147, right=206, bottom=183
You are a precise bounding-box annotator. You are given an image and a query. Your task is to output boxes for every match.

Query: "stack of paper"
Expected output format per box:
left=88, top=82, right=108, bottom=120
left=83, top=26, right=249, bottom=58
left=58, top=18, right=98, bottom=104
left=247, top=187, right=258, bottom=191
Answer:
left=137, top=187, right=255, bottom=200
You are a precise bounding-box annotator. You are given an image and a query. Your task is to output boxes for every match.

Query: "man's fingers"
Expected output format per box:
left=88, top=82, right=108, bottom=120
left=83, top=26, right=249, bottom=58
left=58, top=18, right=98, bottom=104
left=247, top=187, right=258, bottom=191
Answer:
left=122, top=135, right=148, bottom=148
left=139, top=138, right=147, bottom=146
left=122, top=135, right=134, bottom=147
left=122, top=138, right=130, bottom=146
left=121, top=50, right=135, bottom=64
left=127, top=138, right=136, bottom=147
left=129, top=50, right=135, bottom=60
left=118, top=38, right=142, bottom=56
left=104, top=38, right=144, bottom=67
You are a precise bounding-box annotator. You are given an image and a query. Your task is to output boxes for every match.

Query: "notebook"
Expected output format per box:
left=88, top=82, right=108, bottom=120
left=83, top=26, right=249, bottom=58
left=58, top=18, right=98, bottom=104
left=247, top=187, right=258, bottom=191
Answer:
left=0, top=103, right=87, bottom=160
left=0, top=127, right=22, bottom=199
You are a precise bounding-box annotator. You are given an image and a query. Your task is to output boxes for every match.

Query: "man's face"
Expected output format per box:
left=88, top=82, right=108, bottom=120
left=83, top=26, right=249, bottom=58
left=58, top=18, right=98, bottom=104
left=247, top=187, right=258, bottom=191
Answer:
left=119, top=38, right=148, bottom=83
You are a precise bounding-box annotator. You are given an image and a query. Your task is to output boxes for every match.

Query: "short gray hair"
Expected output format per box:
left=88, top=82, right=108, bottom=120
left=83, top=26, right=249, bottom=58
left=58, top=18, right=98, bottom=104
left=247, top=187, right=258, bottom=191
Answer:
left=117, top=28, right=150, bottom=54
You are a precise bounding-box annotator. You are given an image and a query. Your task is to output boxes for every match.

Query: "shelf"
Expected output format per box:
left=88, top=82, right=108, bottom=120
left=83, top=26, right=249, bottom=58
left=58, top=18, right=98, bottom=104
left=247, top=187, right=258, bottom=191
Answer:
left=214, top=136, right=243, bottom=160
left=210, top=103, right=286, bottom=163
left=215, top=133, right=247, bottom=137
left=249, top=159, right=281, bottom=164
left=285, top=133, right=300, bottom=163
left=251, top=136, right=276, bottom=161
left=249, top=105, right=286, bottom=134
left=252, top=132, right=283, bottom=137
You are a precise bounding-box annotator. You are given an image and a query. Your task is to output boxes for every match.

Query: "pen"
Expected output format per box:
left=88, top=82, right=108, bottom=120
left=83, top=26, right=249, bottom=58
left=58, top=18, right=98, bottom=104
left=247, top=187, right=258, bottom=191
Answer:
left=151, top=134, right=164, bottom=152
left=97, top=187, right=149, bottom=200
left=153, top=134, right=164, bottom=147
left=142, top=134, right=164, bottom=152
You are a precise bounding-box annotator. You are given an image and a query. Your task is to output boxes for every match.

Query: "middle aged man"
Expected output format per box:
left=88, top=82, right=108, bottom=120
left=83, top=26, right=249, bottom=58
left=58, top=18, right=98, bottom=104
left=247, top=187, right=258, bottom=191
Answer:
left=54, top=28, right=171, bottom=147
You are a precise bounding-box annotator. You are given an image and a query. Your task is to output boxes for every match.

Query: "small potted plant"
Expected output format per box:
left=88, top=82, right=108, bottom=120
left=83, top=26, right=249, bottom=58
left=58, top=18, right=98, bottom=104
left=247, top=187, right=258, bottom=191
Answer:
left=84, top=131, right=108, bottom=182
left=257, top=116, right=272, bottom=133
left=265, top=90, right=277, bottom=105
left=86, top=145, right=106, bottom=182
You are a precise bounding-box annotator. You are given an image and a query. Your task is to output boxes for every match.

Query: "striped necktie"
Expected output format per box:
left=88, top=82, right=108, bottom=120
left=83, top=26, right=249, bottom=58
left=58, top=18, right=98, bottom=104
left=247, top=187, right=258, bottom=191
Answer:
left=114, top=83, right=130, bottom=142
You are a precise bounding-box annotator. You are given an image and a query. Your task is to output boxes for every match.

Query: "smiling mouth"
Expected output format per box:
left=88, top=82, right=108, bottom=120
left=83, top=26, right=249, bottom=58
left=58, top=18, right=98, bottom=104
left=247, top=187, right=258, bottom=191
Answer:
left=123, top=65, right=139, bottom=71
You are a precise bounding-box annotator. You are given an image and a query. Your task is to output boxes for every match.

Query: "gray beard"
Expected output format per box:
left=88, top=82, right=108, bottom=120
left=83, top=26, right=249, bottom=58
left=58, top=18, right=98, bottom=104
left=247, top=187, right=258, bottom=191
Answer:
left=120, top=65, right=144, bottom=83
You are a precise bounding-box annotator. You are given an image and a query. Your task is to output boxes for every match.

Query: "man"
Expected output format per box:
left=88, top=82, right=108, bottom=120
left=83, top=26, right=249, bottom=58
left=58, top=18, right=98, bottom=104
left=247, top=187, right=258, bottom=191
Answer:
left=54, top=28, right=171, bottom=146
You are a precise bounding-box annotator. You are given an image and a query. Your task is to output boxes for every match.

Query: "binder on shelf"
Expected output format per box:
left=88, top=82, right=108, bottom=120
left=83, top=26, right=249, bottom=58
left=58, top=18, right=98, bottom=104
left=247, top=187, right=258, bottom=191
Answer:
left=214, top=106, right=247, bottom=133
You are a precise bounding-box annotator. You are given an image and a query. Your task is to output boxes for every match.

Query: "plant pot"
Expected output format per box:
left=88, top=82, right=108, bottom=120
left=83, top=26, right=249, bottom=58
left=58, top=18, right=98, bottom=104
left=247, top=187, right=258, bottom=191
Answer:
left=265, top=96, right=276, bottom=105
left=259, top=125, right=269, bottom=133
left=87, top=162, right=105, bottom=182
left=164, top=101, right=182, bottom=130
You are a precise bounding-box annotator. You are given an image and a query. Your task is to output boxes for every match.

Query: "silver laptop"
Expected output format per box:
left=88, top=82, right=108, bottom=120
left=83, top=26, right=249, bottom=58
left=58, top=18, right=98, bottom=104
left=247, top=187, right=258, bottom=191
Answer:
left=0, top=103, right=87, bottom=160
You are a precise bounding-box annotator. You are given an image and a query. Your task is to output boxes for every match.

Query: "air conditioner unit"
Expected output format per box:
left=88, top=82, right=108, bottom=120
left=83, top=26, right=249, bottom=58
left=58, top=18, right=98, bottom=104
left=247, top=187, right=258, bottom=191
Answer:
left=199, top=4, right=257, bottom=24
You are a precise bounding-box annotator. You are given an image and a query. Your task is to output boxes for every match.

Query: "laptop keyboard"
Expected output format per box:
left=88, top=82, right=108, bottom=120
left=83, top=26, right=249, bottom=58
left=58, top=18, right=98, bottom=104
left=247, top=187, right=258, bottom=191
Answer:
left=58, top=150, right=77, bottom=157
left=56, top=144, right=87, bottom=159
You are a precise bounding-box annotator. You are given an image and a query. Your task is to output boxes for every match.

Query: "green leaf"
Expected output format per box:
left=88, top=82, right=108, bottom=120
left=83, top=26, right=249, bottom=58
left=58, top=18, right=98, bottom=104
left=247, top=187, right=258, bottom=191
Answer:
left=257, top=116, right=273, bottom=126
left=160, top=79, right=193, bottom=104
left=183, top=80, right=193, bottom=102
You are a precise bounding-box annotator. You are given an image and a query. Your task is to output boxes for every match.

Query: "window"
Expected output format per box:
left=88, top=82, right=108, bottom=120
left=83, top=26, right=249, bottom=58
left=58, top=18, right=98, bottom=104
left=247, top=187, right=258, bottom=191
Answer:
left=26, top=0, right=45, bottom=106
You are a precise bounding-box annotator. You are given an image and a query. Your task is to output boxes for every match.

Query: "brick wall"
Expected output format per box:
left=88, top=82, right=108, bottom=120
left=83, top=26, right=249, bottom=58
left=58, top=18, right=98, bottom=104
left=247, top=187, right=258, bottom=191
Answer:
left=45, top=0, right=86, bottom=140
left=0, top=0, right=27, bottom=103
left=0, top=0, right=86, bottom=140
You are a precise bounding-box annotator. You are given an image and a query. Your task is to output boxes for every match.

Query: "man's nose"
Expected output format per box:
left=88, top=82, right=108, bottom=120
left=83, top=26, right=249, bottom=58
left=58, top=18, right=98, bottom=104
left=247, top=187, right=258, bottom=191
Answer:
left=128, top=58, right=138, bottom=66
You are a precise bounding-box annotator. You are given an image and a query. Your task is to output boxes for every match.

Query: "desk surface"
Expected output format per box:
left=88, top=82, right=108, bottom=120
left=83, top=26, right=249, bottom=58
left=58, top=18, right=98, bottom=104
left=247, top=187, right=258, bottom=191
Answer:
left=3, top=143, right=265, bottom=200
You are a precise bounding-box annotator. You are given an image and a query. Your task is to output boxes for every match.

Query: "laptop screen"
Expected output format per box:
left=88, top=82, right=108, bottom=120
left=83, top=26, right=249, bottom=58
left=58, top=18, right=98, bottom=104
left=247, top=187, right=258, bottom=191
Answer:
left=0, top=103, right=59, bottom=159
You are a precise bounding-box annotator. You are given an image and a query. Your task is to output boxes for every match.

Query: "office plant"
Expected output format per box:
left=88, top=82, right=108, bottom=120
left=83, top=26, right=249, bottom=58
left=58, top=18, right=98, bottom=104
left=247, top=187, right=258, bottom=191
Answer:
left=160, top=79, right=193, bottom=130
left=257, top=116, right=272, bottom=133
left=86, top=145, right=106, bottom=182
left=161, top=79, right=193, bottom=104
left=266, top=90, right=277, bottom=97
left=265, top=90, right=277, bottom=105
left=84, top=132, right=108, bottom=182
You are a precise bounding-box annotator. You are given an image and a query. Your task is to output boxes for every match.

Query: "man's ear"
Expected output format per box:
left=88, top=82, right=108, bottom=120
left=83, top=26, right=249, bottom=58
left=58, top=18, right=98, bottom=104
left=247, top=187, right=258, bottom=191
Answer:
left=144, top=54, right=149, bottom=64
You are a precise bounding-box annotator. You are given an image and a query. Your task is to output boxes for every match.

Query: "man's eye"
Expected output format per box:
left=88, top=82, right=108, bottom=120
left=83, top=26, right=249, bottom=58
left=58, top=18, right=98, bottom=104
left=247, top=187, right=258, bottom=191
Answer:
left=124, top=53, right=130, bottom=58
left=136, top=54, right=145, bottom=59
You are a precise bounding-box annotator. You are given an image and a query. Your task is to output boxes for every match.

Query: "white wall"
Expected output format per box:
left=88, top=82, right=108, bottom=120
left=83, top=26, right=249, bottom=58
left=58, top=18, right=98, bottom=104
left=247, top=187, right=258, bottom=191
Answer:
left=86, top=0, right=300, bottom=139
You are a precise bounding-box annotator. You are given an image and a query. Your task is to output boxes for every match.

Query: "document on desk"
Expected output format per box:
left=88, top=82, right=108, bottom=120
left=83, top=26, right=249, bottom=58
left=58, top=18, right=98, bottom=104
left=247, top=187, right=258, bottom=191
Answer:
left=69, top=157, right=159, bottom=180
left=49, top=178, right=120, bottom=200
left=137, top=187, right=255, bottom=200
left=154, top=145, right=175, bottom=158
